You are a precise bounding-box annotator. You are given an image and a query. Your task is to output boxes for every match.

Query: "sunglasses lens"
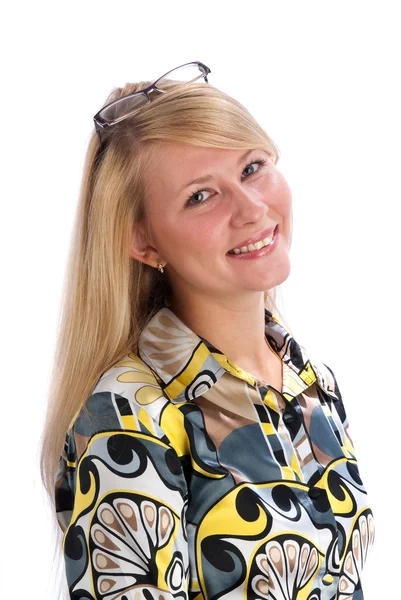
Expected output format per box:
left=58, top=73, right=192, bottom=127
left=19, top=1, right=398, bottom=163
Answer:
left=154, top=64, right=207, bottom=89
left=101, top=92, right=148, bottom=122
left=97, top=63, right=208, bottom=131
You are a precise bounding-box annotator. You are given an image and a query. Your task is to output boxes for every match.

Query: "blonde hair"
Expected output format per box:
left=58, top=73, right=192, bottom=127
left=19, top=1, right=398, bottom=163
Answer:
left=40, top=77, right=291, bottom=592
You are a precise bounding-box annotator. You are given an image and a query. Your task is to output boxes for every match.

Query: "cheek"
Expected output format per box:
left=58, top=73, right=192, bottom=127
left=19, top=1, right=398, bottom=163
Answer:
left=267, top=172, right=292, bottom=214
left=179, top=219, right=220, bottom=254
left=154, top=214, right=218, bottom=261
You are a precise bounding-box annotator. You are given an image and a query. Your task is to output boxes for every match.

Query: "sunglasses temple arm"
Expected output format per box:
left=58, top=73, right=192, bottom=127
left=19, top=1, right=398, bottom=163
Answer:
left=96, top=128, right=103, bottom=149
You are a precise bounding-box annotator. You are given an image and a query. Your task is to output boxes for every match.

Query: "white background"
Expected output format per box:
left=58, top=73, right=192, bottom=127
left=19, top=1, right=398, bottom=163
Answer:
left=2, top=1, right=399, bottom=598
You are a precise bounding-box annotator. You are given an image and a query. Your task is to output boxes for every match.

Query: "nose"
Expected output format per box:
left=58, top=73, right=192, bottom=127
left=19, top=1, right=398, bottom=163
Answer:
left=228, top=183, right=268, bottom=227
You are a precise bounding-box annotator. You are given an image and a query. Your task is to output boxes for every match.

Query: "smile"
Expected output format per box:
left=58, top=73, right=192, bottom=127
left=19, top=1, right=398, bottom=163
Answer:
left=226, top=225, right=279, bottom=260
left=228, top=231, right=275, bottom=254
left=227, top=225, right=278, bottom=255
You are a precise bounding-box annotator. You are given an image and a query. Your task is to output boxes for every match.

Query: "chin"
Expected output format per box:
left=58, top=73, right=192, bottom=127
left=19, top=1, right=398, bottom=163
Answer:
left=264, top=260, right=291, bottom=290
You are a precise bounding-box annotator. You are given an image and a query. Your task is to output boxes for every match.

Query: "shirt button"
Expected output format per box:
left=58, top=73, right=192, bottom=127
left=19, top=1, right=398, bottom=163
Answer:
left=308, top=486, right=322, bottom=499
left=283, top=412, right=296, bottom=424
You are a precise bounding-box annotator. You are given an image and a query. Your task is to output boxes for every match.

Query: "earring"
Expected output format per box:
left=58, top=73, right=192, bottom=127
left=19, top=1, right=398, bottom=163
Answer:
left=157, top=260, right=164, bottom=273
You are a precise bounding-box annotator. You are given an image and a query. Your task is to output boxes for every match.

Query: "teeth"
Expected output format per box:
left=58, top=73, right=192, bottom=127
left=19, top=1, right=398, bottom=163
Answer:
left=230, top=230, right=275, bottom=255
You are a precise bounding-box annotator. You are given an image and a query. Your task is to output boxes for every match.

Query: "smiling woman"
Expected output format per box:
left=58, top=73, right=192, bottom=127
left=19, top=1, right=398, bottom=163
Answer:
left=40, top=60, right=374, bottom=600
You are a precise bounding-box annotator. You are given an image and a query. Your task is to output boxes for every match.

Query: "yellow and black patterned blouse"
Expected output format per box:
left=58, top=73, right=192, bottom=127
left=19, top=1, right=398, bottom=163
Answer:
left=56, top=306, right=374, bottom=600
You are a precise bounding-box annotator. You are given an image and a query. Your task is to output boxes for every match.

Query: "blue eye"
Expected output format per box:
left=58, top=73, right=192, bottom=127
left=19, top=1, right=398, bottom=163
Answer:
left=184, top=158, right=267, bottom=208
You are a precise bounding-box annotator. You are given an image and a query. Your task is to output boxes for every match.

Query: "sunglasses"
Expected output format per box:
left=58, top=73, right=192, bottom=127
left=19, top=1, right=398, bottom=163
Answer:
left=93, top=61, right=211, bottom=149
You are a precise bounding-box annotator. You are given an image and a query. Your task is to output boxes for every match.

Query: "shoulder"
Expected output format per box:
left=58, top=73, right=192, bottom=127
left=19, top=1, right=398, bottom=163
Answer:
left=92, top=351, right=166, bottom=409
left=56, top=353, right=189, bottom=535
left=311, top=358, right=343, bottom=403
left=305, top=352, right=351, bottom=426
left=67, top=352, right=172, bottom=461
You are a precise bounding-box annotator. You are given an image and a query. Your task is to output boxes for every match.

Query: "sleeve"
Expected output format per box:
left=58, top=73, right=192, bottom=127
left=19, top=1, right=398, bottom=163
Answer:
left=56, top=391, right=190, bottom=600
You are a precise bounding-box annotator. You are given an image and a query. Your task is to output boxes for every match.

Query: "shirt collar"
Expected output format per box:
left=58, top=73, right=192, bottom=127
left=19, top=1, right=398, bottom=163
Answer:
left=137, top=306, right=340, bottom=404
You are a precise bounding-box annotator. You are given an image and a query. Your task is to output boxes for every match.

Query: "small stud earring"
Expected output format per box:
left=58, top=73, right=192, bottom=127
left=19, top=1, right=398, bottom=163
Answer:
left=157, top=260, right=164, bottom=273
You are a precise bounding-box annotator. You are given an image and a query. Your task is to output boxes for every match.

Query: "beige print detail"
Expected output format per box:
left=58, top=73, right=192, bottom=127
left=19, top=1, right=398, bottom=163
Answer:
left=99, top=508, right=125, bottom=536
left=144, top=503, right=156, bottom=527
left=95, top=552, right=119, bottom=570
left=287, top=543, right=297, bottom=570
left=196, top=373, right=260, bottom=422
left=255, top=553, right=270, bottom=585
left=297, top=391, right=336, bottom=467
left=221, top=465, right=254, bottom=485
left=92, top=526, right=120, bottom=551
left=361, top=517, right=367, bottom=543
left=297, top=389, right=323, bottom=430
left=116, top=502, right=138, bottom=531
left=260, top=557, right=269, bottom=573
left=99, top=578, right=116, bottom=593
left=344, top=424, right=355, bottom=451
left=96, top=554, right=108, bottom=569
left=269, top=546, right=284, bottom=576
left=255, top=577, right=270, bottom=595
left=262, top=540, right=320, bottom=596
left=300, top=545, right=309, bottom=569
left=194, top=383, right=264, bottom=483
left=299, top=452, right=314, bottom=466
left=281, top=364, right=310, bottom=397
left=293, top=433, right=314, bottom=468
left=160, top=507, right=173, bottom=537
left=140, top=310, right=201, bottom=377
left=304, top=548, right=318, bottom=579
left=74, top=432, right=91, bottom=464
left=94, top=530, right=106, bottom=544
left=311, top=444, right=336, bottom=468
left=345, top=553, right=354, bottom=576
left=368, top=514, right=375, bottom=544
left=194, top=395, right=256, bottom=450
left=353, top=530, right=360, bottom=560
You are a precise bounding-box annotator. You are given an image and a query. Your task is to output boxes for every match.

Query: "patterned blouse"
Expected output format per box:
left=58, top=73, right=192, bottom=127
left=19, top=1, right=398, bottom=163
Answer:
left=55, top=306, right=374, bottom=600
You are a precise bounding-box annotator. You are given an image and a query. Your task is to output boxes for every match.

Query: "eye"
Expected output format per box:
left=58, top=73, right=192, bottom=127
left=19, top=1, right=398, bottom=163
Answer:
left=184, top=158, right=268, bottom=208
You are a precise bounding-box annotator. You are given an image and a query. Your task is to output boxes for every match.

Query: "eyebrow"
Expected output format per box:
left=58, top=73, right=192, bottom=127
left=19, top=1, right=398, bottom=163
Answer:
left=179, top=149, right=258, bottom=194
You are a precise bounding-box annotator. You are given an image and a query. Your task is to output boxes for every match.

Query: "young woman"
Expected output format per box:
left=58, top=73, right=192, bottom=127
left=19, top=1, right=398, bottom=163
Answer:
left=41, top=61, right=374, bottom=600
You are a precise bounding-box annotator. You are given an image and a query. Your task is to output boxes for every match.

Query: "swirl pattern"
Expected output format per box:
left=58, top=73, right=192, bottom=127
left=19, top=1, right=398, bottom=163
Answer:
left=55, top=306, right=374, bottom=599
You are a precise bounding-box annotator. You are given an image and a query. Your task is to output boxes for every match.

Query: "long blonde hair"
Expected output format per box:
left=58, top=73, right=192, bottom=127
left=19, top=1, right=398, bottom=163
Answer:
left=40, top=77, right=290, bottom=577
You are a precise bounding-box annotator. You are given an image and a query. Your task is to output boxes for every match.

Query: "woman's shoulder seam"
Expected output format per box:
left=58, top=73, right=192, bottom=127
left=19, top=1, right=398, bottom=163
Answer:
left=93, top=351, right=164, bottom=395
left=67, top=352, right=171, bottom=444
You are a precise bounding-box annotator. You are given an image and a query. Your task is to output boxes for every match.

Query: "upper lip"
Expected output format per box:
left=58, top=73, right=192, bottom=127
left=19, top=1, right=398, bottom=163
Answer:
left=227, top=225, right=278, bottom=253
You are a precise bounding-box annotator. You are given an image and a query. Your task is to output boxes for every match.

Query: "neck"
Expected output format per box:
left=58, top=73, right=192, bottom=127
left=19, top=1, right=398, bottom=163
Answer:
left=168, top=291, right=273, bottom=374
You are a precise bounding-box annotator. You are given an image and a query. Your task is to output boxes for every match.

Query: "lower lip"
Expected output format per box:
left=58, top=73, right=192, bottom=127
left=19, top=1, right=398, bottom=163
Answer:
left=226, top=226, right=279, bottom=260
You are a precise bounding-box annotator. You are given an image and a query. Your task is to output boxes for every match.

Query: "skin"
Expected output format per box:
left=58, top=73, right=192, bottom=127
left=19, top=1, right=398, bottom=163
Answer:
left=130, top=141, right=293, bottom=380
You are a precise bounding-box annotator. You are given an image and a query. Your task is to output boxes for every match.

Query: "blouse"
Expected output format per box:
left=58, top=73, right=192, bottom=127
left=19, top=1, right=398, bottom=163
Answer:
left=55, top=306, right=375, bottom=600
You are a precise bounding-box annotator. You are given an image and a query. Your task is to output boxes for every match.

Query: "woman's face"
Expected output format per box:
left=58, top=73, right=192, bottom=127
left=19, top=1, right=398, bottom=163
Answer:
left=131, top=141, right=293, bottom=303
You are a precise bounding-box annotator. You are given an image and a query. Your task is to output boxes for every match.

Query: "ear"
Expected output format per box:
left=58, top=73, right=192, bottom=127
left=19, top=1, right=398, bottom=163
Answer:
left=129, top=223, right=164, bottom=267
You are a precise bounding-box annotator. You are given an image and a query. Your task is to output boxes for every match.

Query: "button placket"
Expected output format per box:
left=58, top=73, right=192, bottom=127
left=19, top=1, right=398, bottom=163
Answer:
left=252, top=377, right=352, bottom=591
left=256, top=383, right=307, bottom=482
left=282, top=410, right=296, bottom=425
left=253, top=383, right=299, bottom=478
left=278, top=405, right=305, bottom=482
